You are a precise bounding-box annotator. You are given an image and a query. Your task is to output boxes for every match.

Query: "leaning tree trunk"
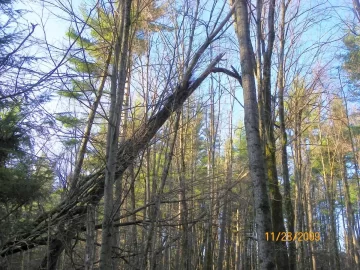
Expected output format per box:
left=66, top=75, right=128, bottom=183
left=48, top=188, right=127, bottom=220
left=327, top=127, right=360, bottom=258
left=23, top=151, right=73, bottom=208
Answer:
left=39, top=25, right=114, bottom=270
left=232, top=0, right=275, bottom=269
left=0, top=8, right=234, bottom=266
left=70, top=49, right=113, bottom=193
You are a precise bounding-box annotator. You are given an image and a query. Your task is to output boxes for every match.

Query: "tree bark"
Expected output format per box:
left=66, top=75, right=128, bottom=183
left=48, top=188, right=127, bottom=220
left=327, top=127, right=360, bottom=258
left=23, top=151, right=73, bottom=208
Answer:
left=177, top=113, right=190, bottom=270
left=277, top=1, right=296, bottom=269
left=99, top=0, right=132, bottom=268
left=342, top=155, right=360, bottom=269
left=232, top=0, right=275, bottom=269
left=39, top=239, right=64, bottom=270
left=144, top=112, right=180, bottom=270
left=85, top=204, right=96, bottom=270
left=204, top=63, right=216, bottom=270
left=353, top=0, right=360, bottom=22
left=304, top=153, right=316, bottom=270
left=318, top=127, right=340, bottom=270
left=113, top=68, right=131, bottom=269
left=261, top=0, right=289, bottom=268
left=218, top=97, right=234, bottom=270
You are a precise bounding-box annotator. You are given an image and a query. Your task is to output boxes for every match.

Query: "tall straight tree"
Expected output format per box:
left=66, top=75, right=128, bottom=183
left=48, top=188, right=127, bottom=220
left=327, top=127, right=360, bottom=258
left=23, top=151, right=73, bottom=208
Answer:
left=100, top=0, right=132, bottom=268
left=232, top=0, right=275, bottom=269
left=339, top=75, right=360, bottom=268
left=258, top=0, right=289, bottom=267
left=277, top=0, right=296, bottom=269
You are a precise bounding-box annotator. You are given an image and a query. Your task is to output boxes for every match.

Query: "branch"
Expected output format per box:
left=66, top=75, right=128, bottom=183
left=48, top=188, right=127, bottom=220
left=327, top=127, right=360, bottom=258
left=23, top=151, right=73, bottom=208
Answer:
left=0, top=54, right=225, bottom=258
left=0, top=23, right=38, bottom=68
left=211, top=66, right=242, bottom=86
left=210, top=66, right=244, bottom=108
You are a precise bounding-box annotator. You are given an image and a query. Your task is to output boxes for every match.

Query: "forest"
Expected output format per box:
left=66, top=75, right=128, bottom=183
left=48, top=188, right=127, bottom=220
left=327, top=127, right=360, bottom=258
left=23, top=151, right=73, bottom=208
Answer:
left=1, top=0, right=360, bottom=269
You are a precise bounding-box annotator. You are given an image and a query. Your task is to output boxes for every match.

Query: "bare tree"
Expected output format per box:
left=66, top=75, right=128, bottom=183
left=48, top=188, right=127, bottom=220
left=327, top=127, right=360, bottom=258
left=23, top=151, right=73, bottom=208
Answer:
left=231, top=0, right=275, bottom=269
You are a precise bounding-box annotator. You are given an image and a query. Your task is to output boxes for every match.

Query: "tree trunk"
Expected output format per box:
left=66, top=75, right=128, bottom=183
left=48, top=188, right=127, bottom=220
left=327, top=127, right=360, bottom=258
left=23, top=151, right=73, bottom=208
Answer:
left=340, top=77, right=360, bottom=241
left=129, top=164, right=139, bottom=269
left=69, top=50, right=112, bottom=193
left=39, top=223, right=74, bottom=270
left=318, top=129, right=340, bottom=270
left=0, top=8, right=231, bottom=259
left=342, top=155, right=360, bottom=269
left=178, top=112, right=191, bottom=270
left=277, top=1, right=296, bottom=269
left=203, top=66, right=216, bottom=270
left=85, top=204, right=96, bottom=270
left=39, top=239, right=64, bottom=270
left=278, top=17, right=296, bottom=270
left=145, top=112, right=180, bottom=270
left=100, top=0, right=132, bottom=268
left=232, top=0, right=275, bottom=269
left=304, top=158, right=316, bottom=270
left=113, top=68, right=131, bottom=269
left=294, top=106, right=305, bottom=270
left=260, top=0, right=289, bottom=268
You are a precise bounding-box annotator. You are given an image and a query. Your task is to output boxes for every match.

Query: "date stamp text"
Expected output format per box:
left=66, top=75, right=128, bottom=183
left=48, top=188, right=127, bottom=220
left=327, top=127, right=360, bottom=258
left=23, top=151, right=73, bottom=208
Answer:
left=265, top=232, right=321, bottom=242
